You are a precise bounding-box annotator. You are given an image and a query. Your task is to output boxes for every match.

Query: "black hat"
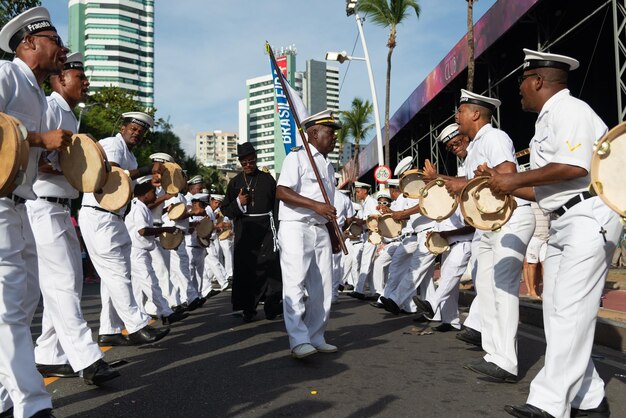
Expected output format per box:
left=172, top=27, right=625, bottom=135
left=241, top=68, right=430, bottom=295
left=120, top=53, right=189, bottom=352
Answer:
left=237, top=142, right=256, bottom=158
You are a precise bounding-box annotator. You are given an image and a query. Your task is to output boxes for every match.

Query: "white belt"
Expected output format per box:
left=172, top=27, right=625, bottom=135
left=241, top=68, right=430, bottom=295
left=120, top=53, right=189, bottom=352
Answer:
left=244, top=211, right=278, bottom=252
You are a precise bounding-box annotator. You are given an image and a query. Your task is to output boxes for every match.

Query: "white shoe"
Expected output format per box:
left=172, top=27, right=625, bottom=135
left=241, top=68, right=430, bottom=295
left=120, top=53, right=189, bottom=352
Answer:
left=291, top=343, right=317, bottom=359
left=315, top=343, right=338, bottom=353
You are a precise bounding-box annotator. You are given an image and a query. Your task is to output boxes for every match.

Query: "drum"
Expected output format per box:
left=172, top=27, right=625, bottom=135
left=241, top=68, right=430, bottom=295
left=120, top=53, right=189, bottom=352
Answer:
left=368, top=231, right=382, bottom=245
left=195, top=217, right=214, bottom=238
left=160, top=229, right=184, bottom=250
left=470, top=180, right=510, bottom=214
left=168, top=202, right=187, bottom=220
left=591, top=122, right=626, bottom=218
left=160, top=162, right=186, bottom=194
left=366, top=215, right=379, bottom=232
left=419, top=178, right=458, bottom=221
left=0, top=113, right=29, bottom=197
left=60, top=133, right=110, bottom=193
left=399, top=169, right=426, bottom=199
left=425, top=231, right=450, bottom=255
left=94, top=166, right=133, bottom=212
left=218, top=228, right=233, bottom=240
left=459, top=177, right=516, bottom=231
left=377, top=213, right=404, bottom=239
left=198, top=236, right=211, bottom=248
left=348, top=222, right=363, bottom=236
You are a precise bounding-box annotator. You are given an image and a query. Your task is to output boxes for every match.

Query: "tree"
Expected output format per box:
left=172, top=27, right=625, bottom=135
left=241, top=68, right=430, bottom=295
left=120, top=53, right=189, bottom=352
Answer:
left=79, top=87, right=147, bottom=139
left=0, top=0, right=42, bottom=60
left=357, top=0, right=421, bottom=167
left=466, top=0, right=476, bottom=91
left=340, top=97, right=374, bottom=181
left=335, top=123, right=348, bottom=172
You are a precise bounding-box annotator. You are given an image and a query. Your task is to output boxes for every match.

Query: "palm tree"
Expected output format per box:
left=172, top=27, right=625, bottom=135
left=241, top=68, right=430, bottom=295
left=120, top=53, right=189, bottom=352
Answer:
left=335, top=123, right=348, bottom=172
left=356, top=0, right=421, bottom=167
left=341, top=97, right=374, bottom=181
left=466, top=0, right=476, bottom=91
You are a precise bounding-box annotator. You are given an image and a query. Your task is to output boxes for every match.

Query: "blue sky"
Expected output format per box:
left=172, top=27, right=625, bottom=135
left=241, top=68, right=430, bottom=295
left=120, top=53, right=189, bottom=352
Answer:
left=43, top=0, right=496, bottom=155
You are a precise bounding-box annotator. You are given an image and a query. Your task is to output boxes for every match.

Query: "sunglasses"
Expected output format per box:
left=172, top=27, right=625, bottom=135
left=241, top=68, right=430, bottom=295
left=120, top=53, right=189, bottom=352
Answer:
left=517, top=73, right=540, bottom=86
left=30, top=34, right=64, bottom=48
left=240, top=159, right=257, bottom=166
left=378, top=201, right=390, bottom=206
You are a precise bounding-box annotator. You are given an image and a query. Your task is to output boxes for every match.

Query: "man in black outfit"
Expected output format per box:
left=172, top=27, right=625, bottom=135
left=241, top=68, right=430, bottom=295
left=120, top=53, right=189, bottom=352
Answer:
left=221, top=143, right=282, bottom=322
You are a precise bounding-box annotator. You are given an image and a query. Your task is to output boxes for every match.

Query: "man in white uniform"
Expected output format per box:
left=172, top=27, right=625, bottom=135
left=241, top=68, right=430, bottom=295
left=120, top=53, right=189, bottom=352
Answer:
left=501, top=50, right=619, bottom=418
left=348, top=182, right=378, bottom=300
left=276, top=109, right=340, bottom=359
left=213, top=195, right=235, bottom=282
left=80, top=111, right=170, bottom=346
left=0, top=7, right=71, bottom=417
left=444, top=90, right=535, bottom=383
left=331, top=181, right=355, bottom=303
left=27, top=52, right=119, bottom=386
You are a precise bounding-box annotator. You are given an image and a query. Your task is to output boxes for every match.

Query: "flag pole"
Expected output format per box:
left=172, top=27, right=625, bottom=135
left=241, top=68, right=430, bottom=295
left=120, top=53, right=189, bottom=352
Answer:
left=266, top=42, right=348, bottom=255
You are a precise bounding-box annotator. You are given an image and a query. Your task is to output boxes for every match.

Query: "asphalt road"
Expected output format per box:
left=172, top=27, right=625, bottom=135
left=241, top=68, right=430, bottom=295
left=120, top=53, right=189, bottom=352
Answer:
left=31, top=284, right=626, bottom=418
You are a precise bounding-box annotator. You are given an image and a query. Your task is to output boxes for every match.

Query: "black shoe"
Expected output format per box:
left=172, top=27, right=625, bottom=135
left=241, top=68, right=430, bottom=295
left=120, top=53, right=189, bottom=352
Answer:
left=380, top=296, right=400, bottom=315
left=36, top=363, right=78, bottom=378
left=242, top=311, right=257, bottom=323
left=412, top=313, right=430, bottom=323
left=456, top=327, right=482, bottom=347
left=464, top=359, right=518, bottom=383
left=30, top=409, right=54, bottom=418
left=504, top=403, right=555, bottom=417
left=97, top=333, right=132, bottom=347
left=432, top=323, right=454, bottom=332
left=162, top=311, right=190, bottom=325
left=364, top=293, right=380, bottom=301
left=370, top=301, right=384, bottom=309
left=172, top=305, right=187, bottom=314
left=198, top=297, right=207, bottom=307
left=187, top=298, right=202, bottom=312
left=128, top=325, right=170, bottom=345
left=82, top=359, right=120, bottom=386
left=571, top=397, right=610, bottom=417
left=343, top=284, right=355, bottom=291
left=338, top=284, right=345, bottom=292
left=0, top=407, right=13, bottom=418
left=412, top=296, right=435, bottom=318
left=347, top=291, right=365, bottom=300
left=206, top=289, right=221, bottom=299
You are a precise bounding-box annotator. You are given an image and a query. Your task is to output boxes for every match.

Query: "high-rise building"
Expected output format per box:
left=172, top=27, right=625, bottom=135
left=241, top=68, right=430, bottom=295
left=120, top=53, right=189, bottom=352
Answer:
left=68, top=0, right=155, bottom=108
left=196, top=131, right=239, bottom=168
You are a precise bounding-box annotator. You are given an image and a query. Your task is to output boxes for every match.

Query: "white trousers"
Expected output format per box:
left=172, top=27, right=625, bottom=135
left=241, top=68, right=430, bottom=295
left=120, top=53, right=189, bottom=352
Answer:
left=461, top=233, right=482, bottom=331
left=477, top=205, right=534, bottom=375
left=343, top=240, right=363, bottom=287
left=331, top=251, right=344, bottom=301
left=528, top=199, right=621, bottom=418
left=130, top=247, right=173, bottom=317
left=26, top=199, right=102, bottom=371
left=204, top=240, right=228, bottom=291
left=356, top=240, right=377, bottom=295
left=79, top=207, right=149, bottom=335
left=372, top=241, right=401, bottom=296
left=169, top=243, right=198, bottom=304
left=278, top=221, right=332, bottom=349
left=382, top=235, right=418, bottom=301
left=219, top=237, right=234, bottom=278
left=0, top=199, right=51, bottom=418
left=186, top=245, right=206, bottom=295
left=149, top=245, right=177, bottom=307
left=426, top=241, right=471, bottom=328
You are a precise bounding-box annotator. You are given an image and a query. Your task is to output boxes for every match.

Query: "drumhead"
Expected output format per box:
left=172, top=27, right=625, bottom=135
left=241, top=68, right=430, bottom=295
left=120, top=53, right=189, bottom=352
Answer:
left=161, top=162, right=186, bottom=194
left=419, top=179, right=458, bottom=221
left=60, top=134, right=109, bottom=193
left=368, top=231, right=382, bottom=245
left=399, top=169, right=426, bottom=199
left=377, top=213, right=404, bottom=238
left=218, top=228, right=232, bottom=240
left=94, top=166, right=133, bottom=212
left=366, top=215, right=379, bottom=232
left=0, top=113, right=22, bottom=197
left=425, top=232, right=450, bottom=255
left=348, top=222, right=363, bottom=236
left=471, top=180, right=509, bottom=214
left=460, top=177, right=516, bottom=231
left=168, top=202, right=187, bottom=220
left=591, top=122, right=626, bottom=217
left=195, top=217, right=214, bottom=238
left=160, top=229, right=184, bottom=250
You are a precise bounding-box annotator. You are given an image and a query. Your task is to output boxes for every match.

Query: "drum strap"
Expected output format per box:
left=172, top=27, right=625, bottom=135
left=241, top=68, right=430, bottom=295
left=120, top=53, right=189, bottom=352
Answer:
left=245, top=211, right=278, bottom=252
left=84, top=205, right=122, bottom=219
left=554, top=191, right=592, bottom=217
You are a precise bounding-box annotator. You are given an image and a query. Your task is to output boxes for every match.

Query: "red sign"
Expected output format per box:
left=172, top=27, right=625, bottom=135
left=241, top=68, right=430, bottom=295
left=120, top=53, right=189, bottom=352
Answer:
left=374, top=165, right=392, bottom=183
left=276, top=55, right=288, bottom=77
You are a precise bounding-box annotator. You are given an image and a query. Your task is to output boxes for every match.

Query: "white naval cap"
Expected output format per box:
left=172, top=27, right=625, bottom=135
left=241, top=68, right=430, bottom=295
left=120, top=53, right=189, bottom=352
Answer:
left=375, top=189, right=391, bottom=200
left=149, top=152, right=174, bottom=163
left=522, top=48, right=579, bottom=71
left=386, top=178, right=400, bottom=187
left=136, top=175, right=153, bottom=185
left=187, top=175, right=203, bottom=185
left=211, top=194, right=224, bottom=202
left=122, top=111, right=153, bottom=129
left=354, top=181, right=371, bottom=190
left=394, top=156, right=413, bottom=177
left=64, top=52, right=83, bottom=71
left=191, top=193, right=209, bottom=203
left=201, top=188, right=209, bottom=194
left=459, top=89, right=501, bottom=112
left=437, top=123, right=460, bottom=144
left=302, top=109, right=342, bottom=130
left=0, top=6, right=56, bottom=53
left=338, top=189, right=350, bottom=195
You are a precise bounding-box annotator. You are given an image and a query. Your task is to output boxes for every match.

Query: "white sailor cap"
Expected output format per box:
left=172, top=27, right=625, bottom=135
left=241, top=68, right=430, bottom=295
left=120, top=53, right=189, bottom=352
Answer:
left=136, top=175, right=153, bottom=185
left=354, top=181, right=371, bottom=190
left=0, top=6, right=56, bottom=53
left=122, top=111, right=153, bottom=129
left=191, top=193, right=209, bottom=203
left=459, top=89, right=501, bottom=112
left=437, top=123, right=460, bottom=144
left=187, top=175, right=203, bottom=185
left=394, top=156, right=413, bottom=177
left=386, top=178, right=400, bottom=187
left=338, top=189, right=350, bottom=195
left=302, top=109, right=342, bottom=130
left=375, top=189, right=391, bottom=200
left=522, top=48, right=579, bottom=71
left=64, top=52, right=83, bottom=71
left=150, top=152, right=174, bottom=163
left=201, top=188, right=209, bottom=194
left=211, top=194, right=224, bottom=202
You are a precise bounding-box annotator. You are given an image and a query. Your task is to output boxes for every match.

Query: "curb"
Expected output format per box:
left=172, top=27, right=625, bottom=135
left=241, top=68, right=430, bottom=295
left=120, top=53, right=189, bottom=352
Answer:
left=459, top=290, right=626, bottom=353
